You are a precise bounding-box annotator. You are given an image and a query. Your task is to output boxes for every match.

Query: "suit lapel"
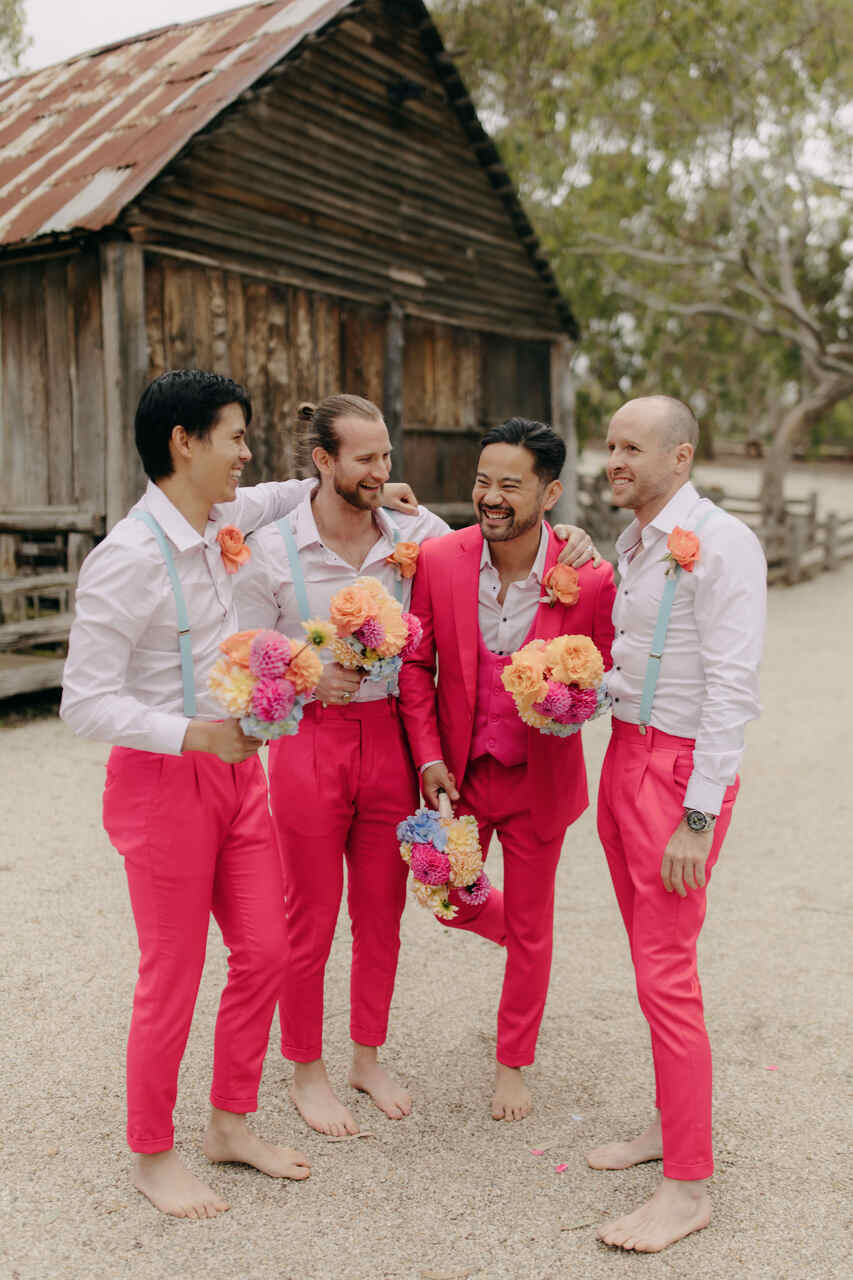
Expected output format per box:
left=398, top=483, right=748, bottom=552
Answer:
left=532, top=525, right=570, bottom=643
left=453, top=530, right=481, bottom=711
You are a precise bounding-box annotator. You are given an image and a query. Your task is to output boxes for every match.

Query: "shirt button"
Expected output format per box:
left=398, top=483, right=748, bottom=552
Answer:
left=615, top=665, right=621, bottom=671
left=614, top=697, right=620, bottom=702
left=619, top=629, right=625, bottom=635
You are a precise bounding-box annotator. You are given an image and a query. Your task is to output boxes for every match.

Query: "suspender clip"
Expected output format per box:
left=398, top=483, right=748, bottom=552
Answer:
left=638, top=722, right=647, bottom=735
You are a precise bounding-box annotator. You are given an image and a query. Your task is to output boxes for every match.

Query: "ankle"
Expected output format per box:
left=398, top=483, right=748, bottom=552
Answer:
left=351, top=1043, right=379, bottom=1069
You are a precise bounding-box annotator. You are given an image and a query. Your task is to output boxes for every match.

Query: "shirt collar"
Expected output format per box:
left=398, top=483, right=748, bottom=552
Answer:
left=291, top=487, right=397, bottom=552
left=480, top=521, right=549, bottom=584
left=615, top=480, right=701, bottom=554
left=143, top=481, right=206, bottom=552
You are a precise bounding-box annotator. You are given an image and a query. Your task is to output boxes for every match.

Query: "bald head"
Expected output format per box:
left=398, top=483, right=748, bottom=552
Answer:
left=612, top=396, right=699, bottom=450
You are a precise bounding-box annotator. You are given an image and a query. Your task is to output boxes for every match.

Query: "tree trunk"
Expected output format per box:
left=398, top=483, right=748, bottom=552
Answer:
left=760, top=375, right=853, bottom=525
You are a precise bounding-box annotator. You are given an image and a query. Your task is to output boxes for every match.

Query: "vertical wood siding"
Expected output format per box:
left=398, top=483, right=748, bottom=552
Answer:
left=0, top=251, right=105, bottom=511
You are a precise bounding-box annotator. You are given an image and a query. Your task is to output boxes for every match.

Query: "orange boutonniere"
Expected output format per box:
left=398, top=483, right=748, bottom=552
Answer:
left=663, top=527, right=700, bottom=575
left=540, top=562, right=580, bottom=607
left=217, top=524, right=251, bottom=574
left=386, top=540, right=420, bottom=579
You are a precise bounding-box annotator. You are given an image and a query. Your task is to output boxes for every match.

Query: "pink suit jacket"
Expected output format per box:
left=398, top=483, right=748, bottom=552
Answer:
left=398, top=523, right=616, bottom=841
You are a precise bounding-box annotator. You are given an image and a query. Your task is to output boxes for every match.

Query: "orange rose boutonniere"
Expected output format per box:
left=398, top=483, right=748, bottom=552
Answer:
left=541, top=562, right=580, bottom=607
left=663, top=527, right=700, bottom=575
left=386, top=540, right=420, bottom=579
left=217, top=524, right=251, bottom=574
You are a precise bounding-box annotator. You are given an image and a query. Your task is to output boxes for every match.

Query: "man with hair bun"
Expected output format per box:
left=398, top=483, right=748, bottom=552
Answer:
left=398, top=417, right=616, bottom=1122
left=588, top=394, right=766, bottom=1253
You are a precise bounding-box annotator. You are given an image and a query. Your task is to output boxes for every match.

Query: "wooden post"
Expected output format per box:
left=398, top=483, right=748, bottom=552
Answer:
left=100, top=241, right=148, bottom=530
left=549, top=335, right=578, bottom=525
left=384, top=300, right=405, bottom=481
left=786, top=517, right=806, bottom=585
left=824, top=512, right=839, bottom=572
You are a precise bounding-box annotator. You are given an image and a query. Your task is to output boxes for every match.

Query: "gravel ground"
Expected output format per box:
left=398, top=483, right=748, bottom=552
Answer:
left=1, top=562, right=851, bottom=1280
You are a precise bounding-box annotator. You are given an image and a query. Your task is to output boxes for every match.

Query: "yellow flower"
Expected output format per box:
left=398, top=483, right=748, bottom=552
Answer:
left=446, top=815, right=484, bottom=887
left=331, top=637, right=363, bottom=669
left=518, top=704, right=550, bottom=729
left=301, top=617, right=335, bottom=649
left=399, top=841, right=413, bottom=866
left=286, top=639, right=324, bottom=693
left=501, top=641, right=549, bottom=708
left=208, top=657, right=254, bottom=715
left=411, top=879, right=457, bottom=920
left=543, top=635, right=604, bottom=689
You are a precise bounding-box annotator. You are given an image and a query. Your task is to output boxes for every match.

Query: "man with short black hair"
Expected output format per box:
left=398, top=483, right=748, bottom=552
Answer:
left=399, top=418, right=616, bottom=1121
left=61, top=370, right=418, bottom=1217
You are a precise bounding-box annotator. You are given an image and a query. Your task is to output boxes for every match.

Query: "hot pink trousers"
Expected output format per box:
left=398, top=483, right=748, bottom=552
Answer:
left=597, top=720, right=739, bottom=1180
left=268, top=699, right=418, bottom=1062
left=102, top=747, right=287, bottom=1153
left=438, top=756, right=565, bottom=1068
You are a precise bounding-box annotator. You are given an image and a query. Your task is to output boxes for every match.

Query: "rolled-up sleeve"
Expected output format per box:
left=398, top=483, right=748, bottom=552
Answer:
left=684, top=523, right=767, bottom=813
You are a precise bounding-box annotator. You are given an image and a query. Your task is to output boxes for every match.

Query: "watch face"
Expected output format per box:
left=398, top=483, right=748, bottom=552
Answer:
left=686, top=809, right=710, bottom=832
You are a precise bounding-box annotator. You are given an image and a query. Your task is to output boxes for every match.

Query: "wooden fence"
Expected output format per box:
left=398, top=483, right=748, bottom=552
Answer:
left=0, top=507, right=103, bottom=699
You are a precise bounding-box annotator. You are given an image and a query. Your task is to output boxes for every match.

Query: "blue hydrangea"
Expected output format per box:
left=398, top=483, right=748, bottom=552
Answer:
left=397, top=806, right=447, bottom=849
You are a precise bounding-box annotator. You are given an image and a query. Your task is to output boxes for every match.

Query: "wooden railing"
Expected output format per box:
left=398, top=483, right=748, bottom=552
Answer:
left=0, top=507, right=104, bottom=698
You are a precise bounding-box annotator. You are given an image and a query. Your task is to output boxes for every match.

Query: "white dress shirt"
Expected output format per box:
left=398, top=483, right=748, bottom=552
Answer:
left=608, top=480, right=766, bottom=814
left=478, top=523, right=549, bottom=654
left=60, top=477, right=316, bottom=755
left=234, top=491, right=449, bottom=703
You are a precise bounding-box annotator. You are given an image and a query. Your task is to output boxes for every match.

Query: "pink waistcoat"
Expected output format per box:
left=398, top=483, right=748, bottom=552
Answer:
left=470, top=627, right=536, bottom=768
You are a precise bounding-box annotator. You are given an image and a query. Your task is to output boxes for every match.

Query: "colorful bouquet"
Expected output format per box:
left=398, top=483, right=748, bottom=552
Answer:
left=398, top=794, right=489, bottom=920
left=328, top=576, right=423, bottom=695
left=501, top=634, right=610, bottom=737
left=208, top=627, right=325, bottom=738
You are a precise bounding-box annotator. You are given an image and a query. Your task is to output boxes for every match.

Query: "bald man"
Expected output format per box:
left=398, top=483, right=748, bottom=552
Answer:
left=586, top=396, right=766, bottom=1252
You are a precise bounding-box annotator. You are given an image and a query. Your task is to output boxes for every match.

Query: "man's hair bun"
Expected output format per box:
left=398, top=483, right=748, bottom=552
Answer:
left=297, top=401, right=316, bottom=422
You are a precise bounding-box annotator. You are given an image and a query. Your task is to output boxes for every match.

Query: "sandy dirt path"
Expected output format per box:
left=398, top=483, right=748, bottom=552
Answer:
left=1, top=563, right=850, bottom=1280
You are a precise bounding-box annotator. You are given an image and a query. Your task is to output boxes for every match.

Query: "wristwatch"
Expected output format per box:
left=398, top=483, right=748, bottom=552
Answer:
left=684, top=809, right=716, bottom=833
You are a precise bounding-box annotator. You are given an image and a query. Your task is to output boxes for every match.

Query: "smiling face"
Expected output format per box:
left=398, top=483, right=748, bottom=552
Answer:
left=315, top=414, right=392, bottom=510
left=472, top=442, right=561, bottom=543
left=183, top=401, right=252, bottom=505
left=606, top=400, right=694, bottom=526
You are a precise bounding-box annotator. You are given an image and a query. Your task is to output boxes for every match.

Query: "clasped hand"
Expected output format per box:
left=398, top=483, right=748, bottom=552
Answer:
left=315, top=662, right=362, bottom=707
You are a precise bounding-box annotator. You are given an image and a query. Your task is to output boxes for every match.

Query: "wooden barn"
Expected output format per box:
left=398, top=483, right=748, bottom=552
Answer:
left=0, top=0, right=577, bottom=696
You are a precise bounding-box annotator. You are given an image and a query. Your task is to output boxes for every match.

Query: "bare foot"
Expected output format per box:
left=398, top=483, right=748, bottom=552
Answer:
left=597, top=1177, right=711, bottom=1253
left=587, top=1114, right=663, bottom=1170
left=132, top=1149, right=230, bottom=1219
left=289, top=1059, right=359, bottom=1137
left=349, top=1046, right=412, bottom=1120
left=202, top=1108, right=311, bottom=1180
left=491, top=1063, right=531, bottom=1121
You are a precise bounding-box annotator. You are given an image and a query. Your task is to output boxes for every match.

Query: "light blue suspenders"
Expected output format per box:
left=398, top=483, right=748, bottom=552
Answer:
left=637, top=505, right=717, bottom=733
left=276, top=513, right=404, bottom=621
left=131, top=511, right=197, bottom=717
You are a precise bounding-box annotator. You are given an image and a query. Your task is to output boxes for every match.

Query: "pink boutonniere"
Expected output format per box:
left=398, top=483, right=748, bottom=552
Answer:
left=662, top=527, right=700, bottom=575
left=217, top=524, right=251, bottom=574
left=386, top=540, right=420, bottom=579
left=540, top=562, right=580, bottom=607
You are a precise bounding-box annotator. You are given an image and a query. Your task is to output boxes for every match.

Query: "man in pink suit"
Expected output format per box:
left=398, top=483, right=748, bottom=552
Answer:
left=398, top=418, right=616, bottom=1121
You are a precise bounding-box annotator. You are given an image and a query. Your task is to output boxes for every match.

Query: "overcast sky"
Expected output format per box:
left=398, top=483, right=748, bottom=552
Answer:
left=21, top=0, right=250, bottom=71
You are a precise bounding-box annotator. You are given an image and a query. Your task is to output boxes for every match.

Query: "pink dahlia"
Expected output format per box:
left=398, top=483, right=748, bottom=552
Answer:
left=410, top=842, right=451, bottom=886
left=249, top=630, right=292, bottom=680
left=456, top=871, right=491, bottom=906
left=566, top=685, right=598, bottom=723
left=534, top=680, right=598, bottom=725
left=251, top=676, right=296, bottom=723
left=355, top=617, right=386, bottom=648
left=401, top=612, right=423, bottom=658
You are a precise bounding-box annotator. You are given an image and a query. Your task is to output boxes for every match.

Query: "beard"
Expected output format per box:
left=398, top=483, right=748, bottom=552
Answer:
left=334, top=476, right=384, bottom=510
left=477, top=503, right=540, bottom=542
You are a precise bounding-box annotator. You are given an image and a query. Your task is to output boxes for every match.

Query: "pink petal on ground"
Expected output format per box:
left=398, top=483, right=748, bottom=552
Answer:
left=530, top=1148, right=545, bottom=1156
left=764, top=1065, right=779, bottom=1071
left=554, top=1163, right=570, bottom=1173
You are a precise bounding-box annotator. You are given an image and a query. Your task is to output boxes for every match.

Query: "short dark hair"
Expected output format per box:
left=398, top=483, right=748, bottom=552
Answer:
left=134, top=370, right=252, bottom=481
left=479, top=417, right=566, bottom=483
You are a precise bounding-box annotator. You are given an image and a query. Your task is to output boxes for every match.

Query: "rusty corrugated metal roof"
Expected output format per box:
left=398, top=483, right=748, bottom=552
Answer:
left=0, top=0, right=354, bottom=247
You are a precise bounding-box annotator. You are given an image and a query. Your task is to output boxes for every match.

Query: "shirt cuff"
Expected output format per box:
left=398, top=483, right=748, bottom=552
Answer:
left=148, top=712, right=192, bottom=756
left=683, top=772, right=725, bottom=816
left=419, top=759, right=443, bottom=774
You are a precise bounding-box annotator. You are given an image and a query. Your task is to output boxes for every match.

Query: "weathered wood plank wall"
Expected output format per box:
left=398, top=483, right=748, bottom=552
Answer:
left=0, top=249, right=106, bottom=512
